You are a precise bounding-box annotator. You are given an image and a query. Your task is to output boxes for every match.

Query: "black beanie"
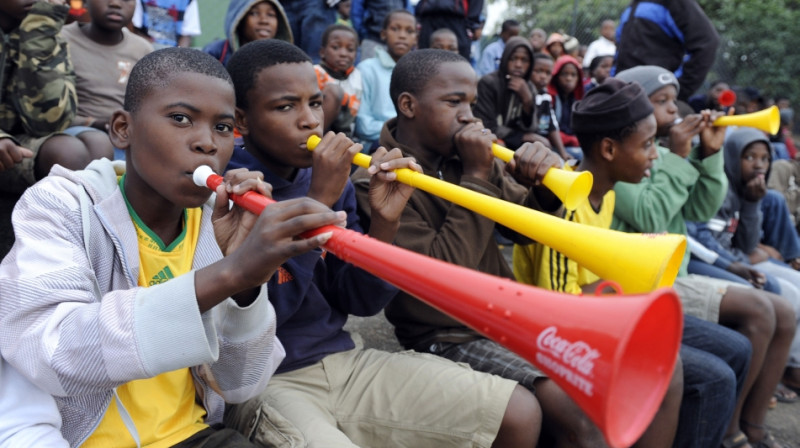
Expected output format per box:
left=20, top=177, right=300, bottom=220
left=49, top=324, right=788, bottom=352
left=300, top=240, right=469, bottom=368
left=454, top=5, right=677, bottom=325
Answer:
left=571, top=78, right=653, bottom=133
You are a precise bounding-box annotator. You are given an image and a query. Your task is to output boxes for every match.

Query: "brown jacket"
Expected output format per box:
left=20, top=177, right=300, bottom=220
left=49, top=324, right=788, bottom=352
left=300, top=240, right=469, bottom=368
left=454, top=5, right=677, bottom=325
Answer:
left=352, top=118, right=547, bottom=349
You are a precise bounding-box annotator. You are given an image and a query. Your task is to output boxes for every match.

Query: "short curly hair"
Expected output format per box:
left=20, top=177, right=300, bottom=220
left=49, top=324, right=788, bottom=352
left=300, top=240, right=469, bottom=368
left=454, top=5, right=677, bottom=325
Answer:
left=226, top=39, right=312, bottom=110
left=390, top=49, right=469, bottom=111
left=124, top=47, right=232, bottom=114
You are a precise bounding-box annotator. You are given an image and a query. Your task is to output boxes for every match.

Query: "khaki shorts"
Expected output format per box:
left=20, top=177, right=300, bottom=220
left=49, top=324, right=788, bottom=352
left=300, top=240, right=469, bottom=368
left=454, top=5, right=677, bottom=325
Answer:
left=224, top=348, right=517, bottom=448
left=0, top=133, right=58, bottom=193
left=673, top=274, right=744, bottom=323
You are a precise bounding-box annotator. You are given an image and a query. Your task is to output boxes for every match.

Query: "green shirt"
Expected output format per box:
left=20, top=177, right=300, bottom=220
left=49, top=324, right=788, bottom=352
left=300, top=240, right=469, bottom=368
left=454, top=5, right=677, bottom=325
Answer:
left=612, top=145, right=727, bottom=275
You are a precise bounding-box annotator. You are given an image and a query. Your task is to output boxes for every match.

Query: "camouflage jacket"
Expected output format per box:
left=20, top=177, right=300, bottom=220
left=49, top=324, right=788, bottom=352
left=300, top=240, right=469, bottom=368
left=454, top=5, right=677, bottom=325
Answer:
left=0, top=2, right=76, bottom=141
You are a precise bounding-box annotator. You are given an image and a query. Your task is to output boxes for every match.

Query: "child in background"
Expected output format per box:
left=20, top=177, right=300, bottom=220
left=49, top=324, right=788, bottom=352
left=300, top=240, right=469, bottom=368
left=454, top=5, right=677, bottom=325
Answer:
left=473, top=37, right=539, bottom=151
left=336, top=0, right=352, bottom=27
left=614, top=65, right=795, bottom=448
left=583, top=54, right=613, bottom=92
left=544, top=32, right=564, bottom=59
left=548, top=55, right=585, bottom=159
left=61, top=0, right=153, bottom=161
left=352, top=48, right=617, bottom=447
left=429, top=27, right=459, bottom=53
left=223, top=39, right=541, bottom=448
left=689, top=127, right=800, bottom=408
left=0, top=0, right=108, bottom=194
left=355, top=9, right=416, bottom=151
left=529, top=52, right=569, bottom=159
left=315, top=24, right=363, bottom=137
left=528, top=28, right=546, bottom=53
left=202, top=0, right=293, bottom=67
left=0, top=47, right=339, bottom=448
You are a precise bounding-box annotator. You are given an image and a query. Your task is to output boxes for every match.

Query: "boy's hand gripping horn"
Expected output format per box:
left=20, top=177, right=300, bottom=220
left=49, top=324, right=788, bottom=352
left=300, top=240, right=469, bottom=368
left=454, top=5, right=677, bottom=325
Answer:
left=193, top=165, right=683, bottom=448
left=306, top=135, right=592, bottom=210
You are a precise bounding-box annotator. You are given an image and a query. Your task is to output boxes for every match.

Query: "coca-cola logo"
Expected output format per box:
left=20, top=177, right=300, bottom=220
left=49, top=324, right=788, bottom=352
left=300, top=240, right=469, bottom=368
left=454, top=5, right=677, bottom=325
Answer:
left=536, top=326, right=600, bottom=377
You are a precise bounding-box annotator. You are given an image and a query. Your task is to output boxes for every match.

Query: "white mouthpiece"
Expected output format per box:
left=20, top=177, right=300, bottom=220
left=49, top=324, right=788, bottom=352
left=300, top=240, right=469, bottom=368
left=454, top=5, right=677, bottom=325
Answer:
left=193, top=165, right=215, bottom=187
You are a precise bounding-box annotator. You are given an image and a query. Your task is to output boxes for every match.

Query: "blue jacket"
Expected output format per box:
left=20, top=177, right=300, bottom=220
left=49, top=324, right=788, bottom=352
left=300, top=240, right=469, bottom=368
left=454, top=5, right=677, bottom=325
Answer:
left=613, top=0, right=719, bottom=101
left=354, top=47, right=396, bottom=148
left=226, top=146, right=397, bottom=373
left=202, top=0, right=292, bottom=66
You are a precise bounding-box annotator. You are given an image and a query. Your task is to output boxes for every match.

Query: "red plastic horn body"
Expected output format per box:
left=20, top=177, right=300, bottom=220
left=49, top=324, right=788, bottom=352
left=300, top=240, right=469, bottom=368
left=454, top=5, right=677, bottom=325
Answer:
left=198, top=170, right=683, bottom=448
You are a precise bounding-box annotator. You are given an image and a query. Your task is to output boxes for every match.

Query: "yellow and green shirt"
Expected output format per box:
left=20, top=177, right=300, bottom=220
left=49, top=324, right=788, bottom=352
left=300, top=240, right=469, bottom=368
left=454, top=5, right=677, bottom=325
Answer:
left=513, top=189, right=614, bottom=295
left=83, top=176, right=207, bottom=447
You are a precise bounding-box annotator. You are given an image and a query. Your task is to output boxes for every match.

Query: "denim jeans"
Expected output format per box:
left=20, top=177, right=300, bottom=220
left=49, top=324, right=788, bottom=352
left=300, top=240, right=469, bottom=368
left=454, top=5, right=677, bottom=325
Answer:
left=761, top=189, right=800, bottom=260
left=675, top=315, right=752, bottom=448
left=281, top=0, right=336, bottom=63
left=687, top=258, right=782, bottom=294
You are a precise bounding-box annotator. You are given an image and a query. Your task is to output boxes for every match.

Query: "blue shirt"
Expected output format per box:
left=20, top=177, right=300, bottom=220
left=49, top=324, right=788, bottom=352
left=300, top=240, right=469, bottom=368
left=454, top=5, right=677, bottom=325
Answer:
left=355, top=47, right=397, bottom=149
left=226, top=145, right=397, bottom=373
left=476, top=39, right=504, bottom=76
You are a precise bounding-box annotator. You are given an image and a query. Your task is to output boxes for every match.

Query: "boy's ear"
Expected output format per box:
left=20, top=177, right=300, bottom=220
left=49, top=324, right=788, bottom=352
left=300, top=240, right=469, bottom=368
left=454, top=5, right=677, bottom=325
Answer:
left=108, top=110, right=132, bottom=150
left=235, top=107, right=249, bottom=137
left=599, top=137, right=616, bottom=162
left=397, top=92, right=416, bottom=119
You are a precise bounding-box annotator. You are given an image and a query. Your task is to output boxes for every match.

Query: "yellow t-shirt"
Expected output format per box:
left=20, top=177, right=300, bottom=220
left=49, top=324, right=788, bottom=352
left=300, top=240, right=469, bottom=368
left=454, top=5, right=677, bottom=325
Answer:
left=83, top=177, right=207, bottom=447
left=513, top=188, right=614, bottom=295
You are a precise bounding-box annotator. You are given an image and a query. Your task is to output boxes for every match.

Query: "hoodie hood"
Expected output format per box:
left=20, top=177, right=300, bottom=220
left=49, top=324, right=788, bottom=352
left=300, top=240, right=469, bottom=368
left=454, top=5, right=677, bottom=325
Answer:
left=225, top=0, right=293, bottom=50
left=723, top=127, right=772, bottom=194
left=548, top=55, right=585, bottom=100
left=499, top=36, right=534, bottom=80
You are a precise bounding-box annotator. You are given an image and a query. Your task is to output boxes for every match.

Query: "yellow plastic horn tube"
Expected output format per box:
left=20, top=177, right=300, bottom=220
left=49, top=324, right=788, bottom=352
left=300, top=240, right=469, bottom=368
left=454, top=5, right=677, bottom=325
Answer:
left=491, top=143, right=592, bottom=210
left=305, top=135, right=592, bottom=210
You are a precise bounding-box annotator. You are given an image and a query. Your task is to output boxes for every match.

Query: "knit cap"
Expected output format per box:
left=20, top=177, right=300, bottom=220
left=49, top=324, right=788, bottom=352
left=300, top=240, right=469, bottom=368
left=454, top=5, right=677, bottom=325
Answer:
left=614, top=65, right=680, bottom=97
left=571, top=78, right=653, bottom=133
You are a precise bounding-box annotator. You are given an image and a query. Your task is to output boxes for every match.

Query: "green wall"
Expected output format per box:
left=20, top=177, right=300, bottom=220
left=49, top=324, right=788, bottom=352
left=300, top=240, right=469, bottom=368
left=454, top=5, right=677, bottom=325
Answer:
left=193, top=0, right=229, bottom=49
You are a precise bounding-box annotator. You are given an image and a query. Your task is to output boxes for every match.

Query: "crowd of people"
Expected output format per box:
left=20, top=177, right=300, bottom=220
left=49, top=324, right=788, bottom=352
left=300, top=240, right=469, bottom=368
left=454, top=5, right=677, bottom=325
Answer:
left=0, top=0, right=798, bottom=447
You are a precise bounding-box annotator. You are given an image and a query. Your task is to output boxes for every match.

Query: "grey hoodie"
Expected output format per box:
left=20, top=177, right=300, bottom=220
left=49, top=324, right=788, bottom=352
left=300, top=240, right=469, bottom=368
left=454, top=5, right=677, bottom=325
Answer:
left=202, top=0, right=293, bottom=66
left=710, top=127, right=773, bottom=257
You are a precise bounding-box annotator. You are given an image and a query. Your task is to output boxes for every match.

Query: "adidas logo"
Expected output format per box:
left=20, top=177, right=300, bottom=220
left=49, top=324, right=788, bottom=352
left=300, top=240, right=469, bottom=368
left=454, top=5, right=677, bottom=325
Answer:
left=149, top=266, right=174, bottom=286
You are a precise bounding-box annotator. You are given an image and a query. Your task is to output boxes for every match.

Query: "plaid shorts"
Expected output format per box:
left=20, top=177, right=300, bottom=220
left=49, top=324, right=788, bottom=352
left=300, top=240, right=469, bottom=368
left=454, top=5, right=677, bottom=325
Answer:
left=428, top=338, right=547, bottom=393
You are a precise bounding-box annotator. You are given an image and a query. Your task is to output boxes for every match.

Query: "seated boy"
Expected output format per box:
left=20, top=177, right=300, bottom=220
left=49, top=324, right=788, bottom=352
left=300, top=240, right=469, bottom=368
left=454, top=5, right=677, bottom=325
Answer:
left=429, top=27, right=459, bottom=53
left=0, top=47, right=342, bottom=448
left=355, top=9, right=416, bottom=151
left=314, top=24, right=362, bottom=137
left=223, top=39, right=540, bottom=448
left=614, top=65, right=795, bottom=448
left=202, top=0, right=293, bottom=66
left=0, top=0, right=109, bottom=194
left=689, top=127, right=800, bottom=403
left=60, top=0, right=154, bottom=160
left=473, top=37, right=539, bottom=151
left=529, top=52, right=570, bottom=159
left=351, top=48, right=619, bottom=446
left=512, top=78, right=752, bottom=448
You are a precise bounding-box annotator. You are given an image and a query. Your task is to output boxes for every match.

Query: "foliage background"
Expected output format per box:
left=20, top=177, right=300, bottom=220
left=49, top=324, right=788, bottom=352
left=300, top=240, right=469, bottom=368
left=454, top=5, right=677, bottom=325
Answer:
left=494, top=0, right=799, bottom=107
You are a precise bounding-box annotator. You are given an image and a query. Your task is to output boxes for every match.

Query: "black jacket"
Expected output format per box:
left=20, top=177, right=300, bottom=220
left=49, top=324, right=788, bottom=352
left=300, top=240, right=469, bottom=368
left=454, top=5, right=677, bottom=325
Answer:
left=614, top=0, right=719, bottom=101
